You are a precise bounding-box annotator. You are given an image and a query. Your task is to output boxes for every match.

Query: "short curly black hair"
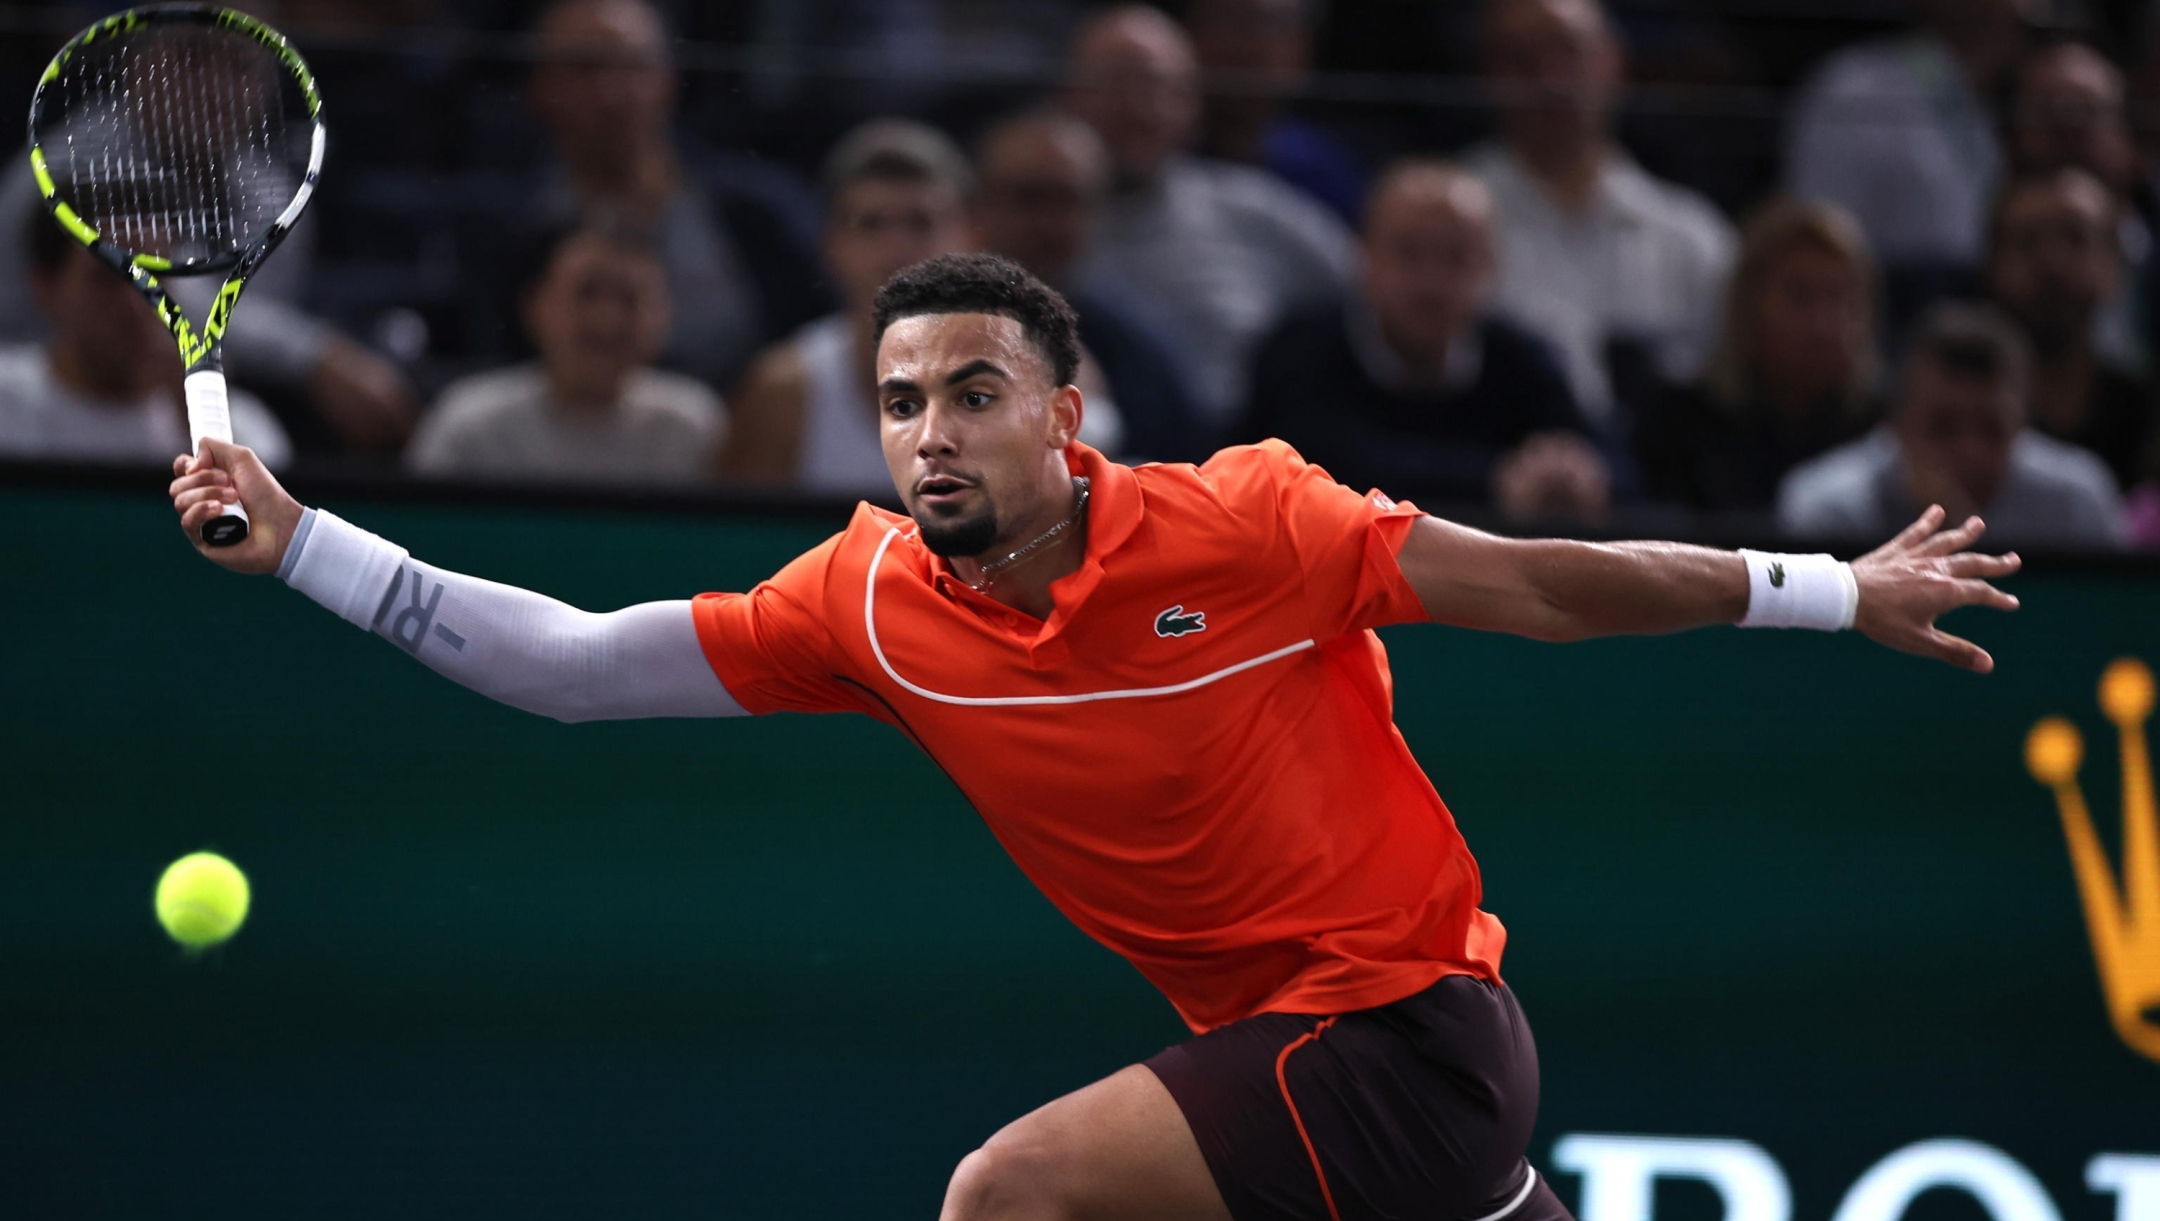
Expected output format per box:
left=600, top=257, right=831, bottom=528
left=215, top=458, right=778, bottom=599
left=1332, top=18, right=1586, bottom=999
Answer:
left=871, top=253, right=1082, bottom=388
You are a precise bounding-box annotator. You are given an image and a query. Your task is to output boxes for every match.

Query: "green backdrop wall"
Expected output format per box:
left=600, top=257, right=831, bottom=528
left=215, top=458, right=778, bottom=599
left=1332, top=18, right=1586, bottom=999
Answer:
left=3, top=480, right=2154, bottom=1220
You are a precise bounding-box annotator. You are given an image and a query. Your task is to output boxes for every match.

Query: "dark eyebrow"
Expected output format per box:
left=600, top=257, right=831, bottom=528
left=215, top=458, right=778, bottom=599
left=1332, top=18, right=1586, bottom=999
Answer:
left=944, top=360, right=1010, bottom=387
left=877, top=377, right=923, bottom=396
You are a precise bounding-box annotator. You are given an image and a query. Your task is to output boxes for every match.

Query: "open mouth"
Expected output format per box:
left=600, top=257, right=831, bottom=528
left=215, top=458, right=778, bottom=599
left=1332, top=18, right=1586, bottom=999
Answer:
left=914, top=474, right=977, bottom=509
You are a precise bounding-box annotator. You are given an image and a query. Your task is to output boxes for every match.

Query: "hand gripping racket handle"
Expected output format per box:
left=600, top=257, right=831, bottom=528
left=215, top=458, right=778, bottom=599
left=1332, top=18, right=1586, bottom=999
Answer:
left=185, top=369, right=250, bottom=548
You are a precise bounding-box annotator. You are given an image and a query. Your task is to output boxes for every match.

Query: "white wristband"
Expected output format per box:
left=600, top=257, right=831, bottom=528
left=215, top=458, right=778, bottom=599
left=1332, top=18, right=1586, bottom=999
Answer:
left=278, top=508, right=410, bottom=629
left=1737, top=550, right=1858, bottom=631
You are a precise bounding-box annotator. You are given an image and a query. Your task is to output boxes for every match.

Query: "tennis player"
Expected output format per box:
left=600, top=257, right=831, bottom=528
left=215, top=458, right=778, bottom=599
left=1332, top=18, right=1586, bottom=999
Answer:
left=169, top=253, right=2019, bottom=1221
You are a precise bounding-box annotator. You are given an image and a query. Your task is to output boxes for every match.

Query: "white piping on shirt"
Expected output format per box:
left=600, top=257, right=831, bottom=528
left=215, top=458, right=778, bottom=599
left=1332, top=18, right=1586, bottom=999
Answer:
left=1471, top=1164, right=1541, bottom=1221
left=863, top=526, right=1316, bottom=707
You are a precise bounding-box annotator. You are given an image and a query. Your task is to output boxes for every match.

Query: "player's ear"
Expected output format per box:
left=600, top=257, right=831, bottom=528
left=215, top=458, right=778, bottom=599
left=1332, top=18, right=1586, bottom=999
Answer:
left=1047, top=383, right=1083, bottom=450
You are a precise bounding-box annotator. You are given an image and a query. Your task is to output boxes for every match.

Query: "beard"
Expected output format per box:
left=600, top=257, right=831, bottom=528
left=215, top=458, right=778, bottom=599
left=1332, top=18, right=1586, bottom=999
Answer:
left=915, top=499, right=1000, bottom=557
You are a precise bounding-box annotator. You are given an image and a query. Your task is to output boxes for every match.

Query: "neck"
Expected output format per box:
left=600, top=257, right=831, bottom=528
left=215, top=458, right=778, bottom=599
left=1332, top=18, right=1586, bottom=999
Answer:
left=2030, top=345, right=2097, bottom=434
left=49, top=343, right=161, bottom=403
left=1510, top=131, right=1608, bottom=213
left=947, top=475, right=1088, bottom=621
left=1378, top=319, right=1456, bottom=385
left=1757, top=375, right=1841, bottom=425
left=566, top=137, right=677, bottom=213
left=545, top=362, right=629, bottom=414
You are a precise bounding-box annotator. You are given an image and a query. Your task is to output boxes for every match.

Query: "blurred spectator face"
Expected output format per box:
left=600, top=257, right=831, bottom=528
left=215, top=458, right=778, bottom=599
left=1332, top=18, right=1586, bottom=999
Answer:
left=530, top=0, right=675, bottom=172
left=1988, top=170, right=2120, bottom=355
left=1482, top=0, right=1623, bottom=149
left=827, top=175, right=970, bottom=315
left=2012, top=43, right=2137, bottom=192
left=1361, top=166, right=1497, bottom=366
left=523, top=232, right=670, bottom=403
left=32, top=245, right=174, bottom=397
left=1063, top=6, right=1202, bottom=184
left=1896, top=353, right=2022, bottom=510
left=1189, top=0, right=1311, bottom=90
left=973, top=116, right=1110, bottom=284
left=1749, top=241, right=1871, bottom=403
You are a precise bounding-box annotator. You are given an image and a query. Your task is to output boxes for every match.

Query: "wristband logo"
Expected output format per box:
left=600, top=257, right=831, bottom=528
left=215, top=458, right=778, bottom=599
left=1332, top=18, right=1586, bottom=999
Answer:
left=1768, top=562, right=1786, bottom=589
left=2026, top=657, right=2160, bottom=1063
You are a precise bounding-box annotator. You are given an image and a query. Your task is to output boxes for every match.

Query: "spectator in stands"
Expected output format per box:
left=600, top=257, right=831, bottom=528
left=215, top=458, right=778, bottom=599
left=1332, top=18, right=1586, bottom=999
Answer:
left=1241, top=160, right=1608, bottom=521
left=971, top=110, right=1203, bottom=462
left=0, top=211, right=287, bottom=468
left=1185, top=0, right=1366, bottom=224
left=519, top=0, right=826, bottom=392
left=1465, top=0, right=1735, bottom=429
left=1787, top=0, right=2033, bottom=301
left=1634, top=199, right=1882, bottom=515
left=1986, top=168, right=2156, bottom=491
left=720, top=122, right=974, bottom=493
left=2008, top=39, right=2155, bottom=370
left=1061, top=4, right=1354, bottom=435
left=408, top=222, right=721, bottom=484
left=1779, top=302, right=2122, bottom=548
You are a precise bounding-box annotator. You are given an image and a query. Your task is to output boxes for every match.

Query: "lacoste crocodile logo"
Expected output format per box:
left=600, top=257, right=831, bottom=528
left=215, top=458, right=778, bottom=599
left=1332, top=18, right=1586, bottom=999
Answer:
left=1769, top=562, right=1786, bottom=589
left=1154, top=605, right=1207, bottom=638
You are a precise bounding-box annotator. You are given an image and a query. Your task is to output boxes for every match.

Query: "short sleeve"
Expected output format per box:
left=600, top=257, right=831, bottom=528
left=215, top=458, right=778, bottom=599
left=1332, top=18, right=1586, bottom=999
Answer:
left=1209, top=440, right=1432, bottom=642
left=690, top=532, right=869, bottom=717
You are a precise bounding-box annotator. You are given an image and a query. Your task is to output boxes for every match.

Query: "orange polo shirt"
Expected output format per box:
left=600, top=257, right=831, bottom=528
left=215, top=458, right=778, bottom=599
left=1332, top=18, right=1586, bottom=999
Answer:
left=692, top=440, right=1506, bottom=1033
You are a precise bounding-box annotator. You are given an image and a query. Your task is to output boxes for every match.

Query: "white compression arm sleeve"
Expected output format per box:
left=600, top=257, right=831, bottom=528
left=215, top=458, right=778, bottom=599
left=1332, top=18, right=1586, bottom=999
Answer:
left=277, top=508, right=746, bottom=722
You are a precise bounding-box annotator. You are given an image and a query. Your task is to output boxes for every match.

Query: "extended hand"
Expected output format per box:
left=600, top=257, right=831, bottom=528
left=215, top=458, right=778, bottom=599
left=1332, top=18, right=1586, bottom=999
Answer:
left=1851, top=506, right=2021, bottom=673
left=169, top=439, right=305, bottom=575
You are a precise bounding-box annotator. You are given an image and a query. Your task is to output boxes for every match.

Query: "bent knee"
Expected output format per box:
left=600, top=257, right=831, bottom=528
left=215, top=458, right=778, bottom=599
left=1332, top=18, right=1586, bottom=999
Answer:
left=942, top=1136, right=1074, bottom=1221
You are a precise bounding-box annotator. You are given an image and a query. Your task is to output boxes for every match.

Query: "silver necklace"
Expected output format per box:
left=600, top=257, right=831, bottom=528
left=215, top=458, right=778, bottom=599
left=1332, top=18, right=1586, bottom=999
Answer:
left=964, top=478, right=1090, bottom=592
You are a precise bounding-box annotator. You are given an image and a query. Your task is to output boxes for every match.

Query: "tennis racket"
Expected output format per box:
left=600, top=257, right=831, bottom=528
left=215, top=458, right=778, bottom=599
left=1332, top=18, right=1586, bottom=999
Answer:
left=28, top=5, right=324, bottom=547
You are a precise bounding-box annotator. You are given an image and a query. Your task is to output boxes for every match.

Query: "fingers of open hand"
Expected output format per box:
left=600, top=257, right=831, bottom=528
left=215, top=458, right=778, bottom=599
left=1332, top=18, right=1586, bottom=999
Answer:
left=1950, top=578, right=2020, bottom=613
left=1916, top=515, right=1987, bottom=558
left=1885, top=504, right=1948, bottom=553
left=1919, top=627, right=1994, bottom=673
left=1943, top=551, right=2021, bottom=579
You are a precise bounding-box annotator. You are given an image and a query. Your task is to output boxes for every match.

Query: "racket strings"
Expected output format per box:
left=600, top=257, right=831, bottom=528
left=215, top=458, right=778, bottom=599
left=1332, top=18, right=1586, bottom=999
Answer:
left=38, top=22, right=311, bottom=267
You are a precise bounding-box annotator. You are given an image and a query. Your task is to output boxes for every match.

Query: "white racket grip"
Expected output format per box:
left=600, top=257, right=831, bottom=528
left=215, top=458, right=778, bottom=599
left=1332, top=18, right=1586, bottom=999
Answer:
left=185, top=368, right=234, bottom=448
left=184, top=369, right=249, bottom=531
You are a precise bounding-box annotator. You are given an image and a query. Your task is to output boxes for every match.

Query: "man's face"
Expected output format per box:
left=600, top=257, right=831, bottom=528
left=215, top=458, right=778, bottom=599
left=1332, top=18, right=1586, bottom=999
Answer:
left=1988, top=174, right=2119, bottom=354
left=1898, top=358, right=2021, bottom=510
left=1749, top=243, right=1871, bottom=396
left=1063, top=12, right=1201, bottom=183
left=523, top=234, right=669, bottom=394
left=34, top=245, right=172, bottom=383
left=530, top=0, right=675, bottom=165
left=876, top=313, right=1081, bottom=558
left=1361, top=176, right=1495, bottom=362
left=2012, top=45, right=2135, bottom=189
left=972, top=123, right=1107, bottom=283
left=1483, top=0, right=1622, bottom=143
left=827, top=178, right=970, bottom=314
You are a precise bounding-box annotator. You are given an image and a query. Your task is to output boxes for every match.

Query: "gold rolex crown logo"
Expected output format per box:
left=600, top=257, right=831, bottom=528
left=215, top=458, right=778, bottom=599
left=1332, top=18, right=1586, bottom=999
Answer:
left=2026, top=658, right=2160, bottom=1063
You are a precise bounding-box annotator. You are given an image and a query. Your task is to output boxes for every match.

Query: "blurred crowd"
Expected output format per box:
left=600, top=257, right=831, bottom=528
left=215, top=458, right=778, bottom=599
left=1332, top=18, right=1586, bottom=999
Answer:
left=7, top=0, right=2160, bottom=550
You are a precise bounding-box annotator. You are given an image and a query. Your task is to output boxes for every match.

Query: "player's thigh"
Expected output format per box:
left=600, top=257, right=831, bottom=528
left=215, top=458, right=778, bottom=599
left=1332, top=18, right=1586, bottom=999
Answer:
left=939, top=1063, right=1231, bottom=1221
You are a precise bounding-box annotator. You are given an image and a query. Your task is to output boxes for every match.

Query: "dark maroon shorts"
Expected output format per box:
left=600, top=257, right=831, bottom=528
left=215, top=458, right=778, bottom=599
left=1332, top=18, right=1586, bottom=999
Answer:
left=1144, top=975, right=1575, bottom=1221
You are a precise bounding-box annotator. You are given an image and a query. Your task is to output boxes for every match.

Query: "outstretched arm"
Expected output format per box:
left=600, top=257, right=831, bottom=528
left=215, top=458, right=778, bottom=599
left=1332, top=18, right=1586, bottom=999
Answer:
left=1395, top=508, right=2022, bottom=673
left=169, top=441, right=744, bottom=721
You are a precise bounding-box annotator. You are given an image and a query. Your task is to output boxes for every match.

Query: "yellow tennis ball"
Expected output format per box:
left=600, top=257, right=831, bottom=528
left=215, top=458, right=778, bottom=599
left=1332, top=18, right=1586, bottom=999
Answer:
left=155, top=852, right=250, bottom=949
